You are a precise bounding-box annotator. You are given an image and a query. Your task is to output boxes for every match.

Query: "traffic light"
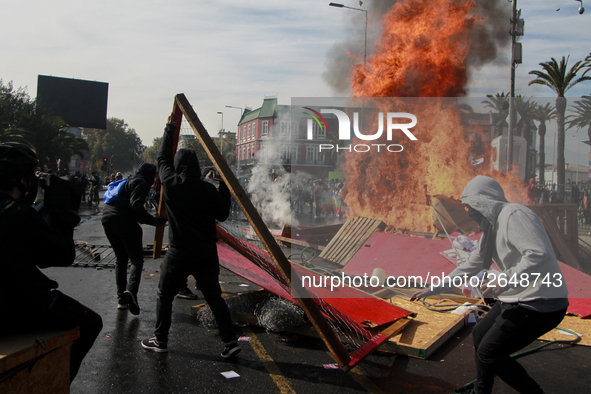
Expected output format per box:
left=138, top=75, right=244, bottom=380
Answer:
left=101, top=158, right=107, bottom=171
left=130, top=153, right=134, bottom=161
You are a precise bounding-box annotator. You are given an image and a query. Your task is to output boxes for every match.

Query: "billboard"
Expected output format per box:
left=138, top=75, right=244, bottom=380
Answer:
left=36, top=75, right=109, bottom=129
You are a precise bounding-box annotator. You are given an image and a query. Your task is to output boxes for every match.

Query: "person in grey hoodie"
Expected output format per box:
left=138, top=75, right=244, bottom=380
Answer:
left=412, top=175, right=568, bottom=394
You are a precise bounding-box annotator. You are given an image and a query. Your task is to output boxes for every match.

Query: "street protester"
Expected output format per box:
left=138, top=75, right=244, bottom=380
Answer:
left=141, top=115, right=240, bottom=358
left=0, top=142, right=103, bottom=382
left=101, top=162, right=165, bottom=315
left=411, top=175, right=568, bottom=394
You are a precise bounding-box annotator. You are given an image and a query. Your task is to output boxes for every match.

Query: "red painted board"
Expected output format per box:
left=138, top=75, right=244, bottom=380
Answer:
left=558, top=262, right=591, bottom=318
left=342, top=232, right=456, bottom=280
left=292, top=264, right=413, bottom=326
left=217, top=241, right=294, bottom=302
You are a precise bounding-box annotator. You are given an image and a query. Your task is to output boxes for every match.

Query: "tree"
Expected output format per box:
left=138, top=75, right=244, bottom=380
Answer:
left=533, top=103, right=556, bottom=186
left=513, top=96, right=538, bottom=181
left=528, top=56, right=591, bottom=197
left=567, top=96, right=591, bottom=142
left=84, top=118, right=146, bottom=173
left=482, top=92, right=509, bottom=138
left=141, top=137, right=162, bottom=165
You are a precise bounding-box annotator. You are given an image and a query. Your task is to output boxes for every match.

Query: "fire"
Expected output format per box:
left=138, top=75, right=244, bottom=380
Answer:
left=341, top=0, right=527, bottom=232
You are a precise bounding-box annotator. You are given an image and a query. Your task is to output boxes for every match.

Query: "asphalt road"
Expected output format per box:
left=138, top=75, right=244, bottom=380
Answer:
left=38, top=198, right=591, bottom=394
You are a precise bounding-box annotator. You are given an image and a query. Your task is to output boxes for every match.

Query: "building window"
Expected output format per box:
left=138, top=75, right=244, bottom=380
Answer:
left=262, top=121, right=268, bottom=136
left=251, top=144, right=255, bottom=159
left=280, top=120, right=290, bottom=136
left=252, top=123, right=256, bottom=139
left=248, top=124, right=251, bottom=139
left=306, top=145, right=317, bottom=161
left=312, top=122, right=325, bottom=140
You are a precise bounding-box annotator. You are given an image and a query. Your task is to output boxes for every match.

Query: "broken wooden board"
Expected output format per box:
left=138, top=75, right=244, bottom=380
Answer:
left=319, top=216, right=385, bottom=266
left=379, top=297, right=469, bottom=359
left=538, top=314, right=591, bottom=346
left=0, top=328, right=79, bottom=393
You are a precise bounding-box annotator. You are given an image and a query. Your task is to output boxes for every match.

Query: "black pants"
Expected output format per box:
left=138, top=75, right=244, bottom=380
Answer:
left=1, top=291, right=103, bottom=382
left=154, top=246, right=235, bottom=345
left=472, top=301, right=566, bottom=394
left=102, top=221, right=144, bottom=300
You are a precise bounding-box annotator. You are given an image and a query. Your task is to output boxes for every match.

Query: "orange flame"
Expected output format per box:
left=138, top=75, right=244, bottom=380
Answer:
left=341, top=0, right=526, bottom=232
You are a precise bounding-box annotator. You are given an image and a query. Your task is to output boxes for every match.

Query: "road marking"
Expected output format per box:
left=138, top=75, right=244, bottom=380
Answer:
left=243, top=327, right=296, bottom=394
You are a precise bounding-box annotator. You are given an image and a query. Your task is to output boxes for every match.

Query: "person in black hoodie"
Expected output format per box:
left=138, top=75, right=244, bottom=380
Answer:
left=141, top=115, right=240, bottom=358
left=101, top=162, right=165, bottom=315
left=0, top=142, right=103, bottom=382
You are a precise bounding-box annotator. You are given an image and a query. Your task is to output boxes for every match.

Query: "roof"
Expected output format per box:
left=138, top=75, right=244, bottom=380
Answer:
left=239, top=98, right=277, bottom=125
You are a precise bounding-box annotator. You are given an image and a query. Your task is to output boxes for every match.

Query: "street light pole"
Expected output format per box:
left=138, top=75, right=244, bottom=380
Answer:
left=217, top=111, right=224, bottom=157
left=226, top=105, right=243, bottom=177
left=329, top=2, right=367, bottom=68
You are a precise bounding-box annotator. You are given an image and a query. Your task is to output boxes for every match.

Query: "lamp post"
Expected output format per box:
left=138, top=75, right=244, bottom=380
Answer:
left=329, top=2, right=367, bottom=68
left=217, top=111, right=224, bottom=156
left=226, top=105, right=243, bottom=177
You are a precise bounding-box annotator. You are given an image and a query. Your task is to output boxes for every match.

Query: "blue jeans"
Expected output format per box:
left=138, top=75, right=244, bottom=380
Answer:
left=154, top=246, right=235, bottom=344
left=102, top=221, right=144, bottom=299
left=472, top=301, right=566, bottom=394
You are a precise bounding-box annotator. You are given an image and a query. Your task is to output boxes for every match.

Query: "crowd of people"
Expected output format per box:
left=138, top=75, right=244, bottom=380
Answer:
left=292, top=178, right=345, bottom=219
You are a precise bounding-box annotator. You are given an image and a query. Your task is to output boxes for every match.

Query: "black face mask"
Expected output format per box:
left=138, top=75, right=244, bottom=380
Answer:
left=467, top=206, right=494, bottom=270
left=467, top=207, right=486, bottom=231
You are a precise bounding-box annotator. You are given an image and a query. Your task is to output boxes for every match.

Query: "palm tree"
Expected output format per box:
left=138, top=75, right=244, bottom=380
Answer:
left=567, top=96, right=591, bottom=142
left=515, top=96, right=539, bottom=181
left=533, top=103, right=556, bottom=186
left=528, top=56, right=591, bottom=198
left=482, top=92, right=509, bottom=139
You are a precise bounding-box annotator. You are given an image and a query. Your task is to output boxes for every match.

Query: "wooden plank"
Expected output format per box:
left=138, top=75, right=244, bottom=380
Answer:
left=174, top=94, right=351, bottom=368
left=319, top=216, right=383, bottom=266
left=378, top=297, right=468, bottom=359
left=538, top=314, right=591, bottom=346
left=274, top=236, right=325, bottom=251
left=344, top=318, right=412, bottom=371
left=0, top=328, right=79, bottom=374
left=0, top=344, right=72, bottom=394
left=152, top=102, right=182, bottom=258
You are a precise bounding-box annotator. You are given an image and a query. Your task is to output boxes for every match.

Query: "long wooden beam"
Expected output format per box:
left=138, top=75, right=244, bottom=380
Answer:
left=152, top=102, right=183, bottom=258
left=174, top=93, right=351, bottom=367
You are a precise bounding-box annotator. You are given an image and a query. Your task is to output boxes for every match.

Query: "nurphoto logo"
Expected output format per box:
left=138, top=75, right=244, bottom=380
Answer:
left=304, top=107, right=418, bottom=153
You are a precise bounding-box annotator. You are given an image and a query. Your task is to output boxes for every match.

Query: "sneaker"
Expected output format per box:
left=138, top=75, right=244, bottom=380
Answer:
left=141, top=337, right=168, bottom=353
left=123, top=290, right=140, bottom=315
left=176, top=287, right=199, bottom=300
left=221, top=342, right=241, bottom=358
left=117, top=302, right=128, bottom=310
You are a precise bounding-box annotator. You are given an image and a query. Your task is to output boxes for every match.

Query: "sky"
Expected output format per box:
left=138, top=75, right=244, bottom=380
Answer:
left=1, top=0, right=590, bottom=165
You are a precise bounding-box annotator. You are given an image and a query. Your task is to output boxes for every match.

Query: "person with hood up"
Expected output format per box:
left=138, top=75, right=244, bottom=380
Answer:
left=102, top=162, right=165, bottom=315
left=411, top=175, right=568, bottom=394
left=141, top=115, right=239, bottom=358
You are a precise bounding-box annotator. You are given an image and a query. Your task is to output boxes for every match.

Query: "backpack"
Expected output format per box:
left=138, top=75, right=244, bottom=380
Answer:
left=103, top=179, right=128, bottom=204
